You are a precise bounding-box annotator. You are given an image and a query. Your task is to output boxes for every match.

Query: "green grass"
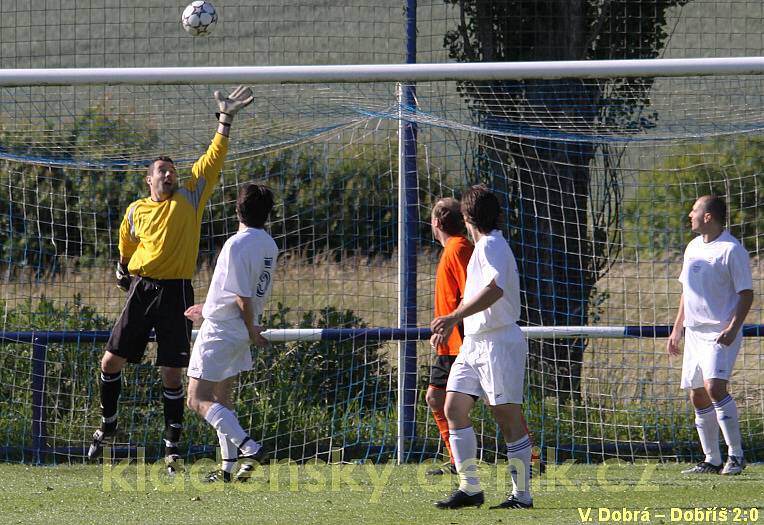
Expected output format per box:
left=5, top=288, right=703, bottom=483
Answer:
left=0, top=462, right=762, bottom=525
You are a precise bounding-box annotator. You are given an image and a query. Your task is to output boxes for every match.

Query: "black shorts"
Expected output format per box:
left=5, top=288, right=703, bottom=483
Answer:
left=106, top=277, right=194, bottom=368
left=429, top=355, right=457, bottom=389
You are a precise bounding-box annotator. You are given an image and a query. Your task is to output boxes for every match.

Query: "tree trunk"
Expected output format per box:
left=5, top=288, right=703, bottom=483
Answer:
left=470, top=78, right=600, bottom=400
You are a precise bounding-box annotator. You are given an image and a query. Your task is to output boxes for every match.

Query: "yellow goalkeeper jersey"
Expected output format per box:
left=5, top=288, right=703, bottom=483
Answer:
left=118, top=133, right=228, bottom=280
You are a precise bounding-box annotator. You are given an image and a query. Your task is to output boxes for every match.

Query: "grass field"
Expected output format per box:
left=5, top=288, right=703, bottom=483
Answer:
left=0, top=462, right=762, bottom=525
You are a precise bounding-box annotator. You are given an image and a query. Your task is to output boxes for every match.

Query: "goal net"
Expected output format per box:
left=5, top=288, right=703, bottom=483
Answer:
left=0, top=0, right=762, bottom=466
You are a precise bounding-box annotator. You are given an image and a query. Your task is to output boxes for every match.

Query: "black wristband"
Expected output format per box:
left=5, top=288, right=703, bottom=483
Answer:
left=215, top=111, right=233, bottom=121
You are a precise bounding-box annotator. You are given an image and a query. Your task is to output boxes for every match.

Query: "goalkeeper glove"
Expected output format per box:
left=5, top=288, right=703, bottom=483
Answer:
left=214, top=85, right=254, bottom=124
left=116, top=262, right=132, bottom=292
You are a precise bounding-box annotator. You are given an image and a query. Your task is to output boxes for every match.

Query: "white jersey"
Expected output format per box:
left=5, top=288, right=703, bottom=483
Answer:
left=202, top=227, right=278, bottom=325
left=463, top=229, right=522, bottom=335
left=679, top=230, right=752, bottom=329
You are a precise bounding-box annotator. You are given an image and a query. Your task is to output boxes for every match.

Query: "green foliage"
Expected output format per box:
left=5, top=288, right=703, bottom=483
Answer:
left=587, top=286, right=610, bottom=325
left=204, top=145, right=446, bottom=261
left=253, top=302, right=390, bottom=410
left=0, top=296, right=394, bottom=462
left=0, top=295, right=113, bottom=460
left=623, top=136, right=764, bottom=257
left=69, top=104, right=159, bottom=162
left=206, top=148, right=394, bottom=259
left=184, top=302, right=394, bottom=457
left=443, top=0, right=691, bottom=62
left=270, top=150, right=396, bottom=259
left=0, top=107, right=157, bottom=272
left=0, top=294, right=112, bottom=331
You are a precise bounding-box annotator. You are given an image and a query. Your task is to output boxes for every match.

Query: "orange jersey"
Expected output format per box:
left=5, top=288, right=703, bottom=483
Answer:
left=434, top=235, right=473, bottom=356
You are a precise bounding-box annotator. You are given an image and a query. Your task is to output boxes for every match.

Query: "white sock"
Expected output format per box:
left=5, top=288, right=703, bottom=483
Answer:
left=694, top=404, right=721, bottom=465
left=714, top=395, right=743, bottom=458
left=204, top=403, right=261, bottom=457
left=449, top=426, right=481, bottom=495
left=506, top=435, right=532, bottom=502
left=218, top=429, right=239, bottom=473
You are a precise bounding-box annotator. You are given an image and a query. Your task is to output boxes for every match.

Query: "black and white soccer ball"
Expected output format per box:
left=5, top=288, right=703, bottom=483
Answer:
left=181, top=1, right=217, bottom=36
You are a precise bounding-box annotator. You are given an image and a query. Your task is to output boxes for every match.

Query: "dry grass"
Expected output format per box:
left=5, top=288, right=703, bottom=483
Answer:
left=582, top=256, right=764, bottom=405
left=0, top=251, right=436, bottom=326
left=1, top=253, right=762, bottom=408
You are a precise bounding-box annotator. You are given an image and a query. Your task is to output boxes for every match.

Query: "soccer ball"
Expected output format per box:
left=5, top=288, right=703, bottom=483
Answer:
left=181, top=1, right=217, bottom=36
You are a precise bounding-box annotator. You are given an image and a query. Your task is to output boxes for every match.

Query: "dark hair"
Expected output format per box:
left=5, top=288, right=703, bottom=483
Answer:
left=432, top=197, right=467, bottom=236
left=147, top=156, right=174, bottom=176
left=461, top=185, right=501, bottom=234
left=701, top=195, right=727, bottom=225
left=237, top=182, right=274, bottom=228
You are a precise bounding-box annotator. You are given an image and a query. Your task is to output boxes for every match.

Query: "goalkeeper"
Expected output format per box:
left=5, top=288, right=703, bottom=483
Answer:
left=87, top=86, right=254, bottom=475
left=184, top=183, right=277, bottom=483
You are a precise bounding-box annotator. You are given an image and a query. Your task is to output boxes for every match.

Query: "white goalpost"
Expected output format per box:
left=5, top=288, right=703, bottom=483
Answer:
left=1, top=57, right=762, bottom=85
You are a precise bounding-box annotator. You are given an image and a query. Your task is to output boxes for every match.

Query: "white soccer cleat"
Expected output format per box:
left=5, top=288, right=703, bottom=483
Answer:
left=721, top=456, right=746, bottom=475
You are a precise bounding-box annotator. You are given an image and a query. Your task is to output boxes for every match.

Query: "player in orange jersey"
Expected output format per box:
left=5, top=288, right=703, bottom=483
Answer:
left=426, top=198, right=473, bottom=476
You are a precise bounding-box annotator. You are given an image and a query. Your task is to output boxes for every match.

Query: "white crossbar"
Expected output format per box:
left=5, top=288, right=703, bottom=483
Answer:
left=0, top=57, right=762, bottom=86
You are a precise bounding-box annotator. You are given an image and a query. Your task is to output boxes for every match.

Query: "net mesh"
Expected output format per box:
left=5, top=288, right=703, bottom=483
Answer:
left=0, top=0, right=762, bottom=464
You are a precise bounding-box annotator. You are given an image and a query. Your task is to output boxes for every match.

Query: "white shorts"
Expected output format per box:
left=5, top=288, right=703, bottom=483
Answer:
left=446, top=324, right=528, bottom=405
left=187, top=317, right=252, bottom=382
left=680, top=325, right=742, bottom=389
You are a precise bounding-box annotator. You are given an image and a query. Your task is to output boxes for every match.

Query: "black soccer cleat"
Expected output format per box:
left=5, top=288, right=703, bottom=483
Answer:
left=203, top=461, right=258, bottom=483
left=163, top=443, right=184, bottom=475
left=427, top=462, right=458, bottom=476
left=435, top=489, right=485, bottom=509
left=87, top=428, right=116, bottom=461
left=164, top=453, right=184, bottom=476
left=234, top=463, right=255, bottom=482
left=490, top=494, right=534, bottom=509
left=235, top=443, right=269, bottom=482
left=203, top=469, right=233, bottom=483
left=681, top=461, right=722, bottom=474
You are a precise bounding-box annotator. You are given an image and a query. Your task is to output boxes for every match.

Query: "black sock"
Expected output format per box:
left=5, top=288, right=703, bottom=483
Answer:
left=163, top=385, right=184, bottom=454
left=99, top=371, right=121, bottom=433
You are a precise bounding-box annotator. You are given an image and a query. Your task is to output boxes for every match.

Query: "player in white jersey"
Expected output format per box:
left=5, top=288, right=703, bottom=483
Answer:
left=185, top=182, right=278, bottom=482
left=430, top=185, right=533, bottom=510
left=667, top=195, right=754, bottom=476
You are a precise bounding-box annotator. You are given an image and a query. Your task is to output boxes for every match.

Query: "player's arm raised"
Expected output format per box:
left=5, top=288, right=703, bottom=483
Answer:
left=214, top=85, right=254, bottom=137
left=184, top=86, right=256, bottom=215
